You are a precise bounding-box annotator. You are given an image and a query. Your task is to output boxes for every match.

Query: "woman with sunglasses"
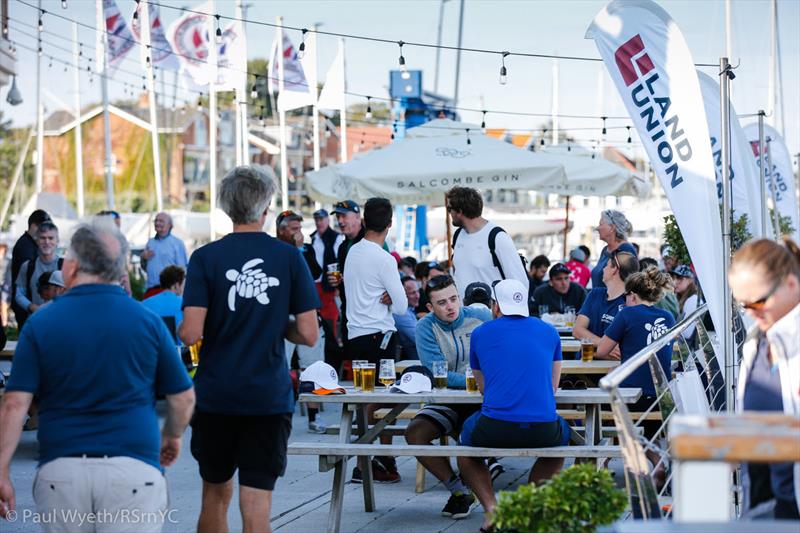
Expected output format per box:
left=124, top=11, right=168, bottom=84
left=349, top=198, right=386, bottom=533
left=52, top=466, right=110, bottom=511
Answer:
left=669, top=265, right=699, bottom=341
left=590, top=209, right=636, bottom=289
left=729, top=238, right=800, bottom=520
left=573, top=250, right=639, bottom=360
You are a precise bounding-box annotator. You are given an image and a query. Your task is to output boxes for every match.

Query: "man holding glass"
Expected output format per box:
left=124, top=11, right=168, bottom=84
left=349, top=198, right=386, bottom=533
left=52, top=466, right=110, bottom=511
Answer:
left=405, top=275, right=491, bottom=519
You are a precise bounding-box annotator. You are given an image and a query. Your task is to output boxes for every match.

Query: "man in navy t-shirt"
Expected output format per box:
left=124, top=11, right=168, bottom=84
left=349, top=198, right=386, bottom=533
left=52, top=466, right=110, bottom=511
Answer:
left=180, top=166, right=320, bottom=533
left=0, top=221, right=195, bottom=532
left=457, top=279, right=568, bottom=533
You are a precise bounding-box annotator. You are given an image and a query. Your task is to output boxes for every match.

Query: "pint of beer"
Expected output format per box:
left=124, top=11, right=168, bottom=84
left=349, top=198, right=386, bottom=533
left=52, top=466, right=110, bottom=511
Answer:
left=352, top=360, right=367, bottom=391
left=465, top=367, right=478, bottom=393
left=432, top=360, right=447, bottom=390
left=361, top=364, right=376, bottom=392
left=326, top=263, right=342, bottom=284
left=581, top=338, right=596, bottom=362
left=189, top=339, right=203, bottom=366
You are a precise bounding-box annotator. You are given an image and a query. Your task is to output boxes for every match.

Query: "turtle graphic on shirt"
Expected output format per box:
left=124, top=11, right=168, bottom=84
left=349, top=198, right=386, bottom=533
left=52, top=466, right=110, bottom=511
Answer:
left=644, top=317, right=669, bottom=344
left=225, top=258, right=280, bottom=312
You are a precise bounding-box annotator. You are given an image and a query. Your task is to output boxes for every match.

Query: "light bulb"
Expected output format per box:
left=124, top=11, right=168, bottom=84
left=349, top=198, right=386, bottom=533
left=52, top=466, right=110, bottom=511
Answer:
left=365, top=107, right=372, bottom=119
left=499, top=65, right=507, bottom=85
left=297, top=42, right=305, bottom=60
left=61, top=0, right=67, bottom=9
left=250, top=85, right=258, bottom=99
left=215, top=27, right=223, bottom=45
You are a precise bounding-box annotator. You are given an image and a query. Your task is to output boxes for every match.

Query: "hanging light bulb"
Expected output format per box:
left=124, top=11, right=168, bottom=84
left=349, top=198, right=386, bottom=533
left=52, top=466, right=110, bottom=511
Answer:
left=626, top=125, right=632, bottom=144
left=197, top=95, right=203, bottom=111
left=567, top=144, right=572, bottom=152
left=398, top=41, right=410, bottom=80
left=250, top=76, right=258, bottom=99
left=133, top=0, right=140, bottom=20
left=365, top=97, right=372, bottom=119
left=2, top=23, right=7, bottom=36
left=38, top=45, right=43, bottom=57
left=541, top=129, right=546, bottom=146
left=6, top=76, right=23, bottom=106
left=61, top=0, right=68, bottom=9
left=142, top=76, right=147, bottom=90
left=38, top=11, right=44, bottom=32
left=481, top=110, right=487, bottom=132
left=325, top=124, right=331, bottom=138
left=48, top=56, right=53, bottom=68
left=499, top=52, right=509, bottom=85
left=215, top=15, right=223, bottom=44
left=466, top=128, right=471, bottom=145
left=601, top=116, right=607, bottom=136
left=297, top=29, right=307, bottom=60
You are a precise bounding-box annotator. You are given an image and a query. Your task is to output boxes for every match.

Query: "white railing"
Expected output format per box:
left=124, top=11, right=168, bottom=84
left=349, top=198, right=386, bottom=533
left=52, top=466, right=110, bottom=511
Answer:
left=599, top=303, right=737, bottom=520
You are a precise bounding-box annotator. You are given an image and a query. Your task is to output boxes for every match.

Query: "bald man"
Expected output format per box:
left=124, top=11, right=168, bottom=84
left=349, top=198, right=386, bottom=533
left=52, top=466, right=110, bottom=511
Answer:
left=142, top=212, right=188, bottom=294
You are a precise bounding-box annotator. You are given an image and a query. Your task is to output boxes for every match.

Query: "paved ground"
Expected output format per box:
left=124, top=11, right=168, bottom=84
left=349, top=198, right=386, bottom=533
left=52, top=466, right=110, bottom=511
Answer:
left=3, top=399, right=624, bottom=533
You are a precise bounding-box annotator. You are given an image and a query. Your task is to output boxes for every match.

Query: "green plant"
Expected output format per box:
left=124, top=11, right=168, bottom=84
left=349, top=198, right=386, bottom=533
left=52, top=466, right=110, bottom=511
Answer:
left=664, top=209, right=754, bottom=268
left=768, top=208, right=796, bottom=237
left=491, top=463, right=627, bottom=533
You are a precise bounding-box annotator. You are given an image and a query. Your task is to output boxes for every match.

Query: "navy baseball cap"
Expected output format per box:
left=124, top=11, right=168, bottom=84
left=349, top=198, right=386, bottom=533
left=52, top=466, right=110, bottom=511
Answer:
left=670, top=265, right=694, bottom=278
left=276, top=210, right=303, bottom=226
left=549, top=263, right=571, bottom=277
left=332, top=200, right=360, bottom=214
left=313, top=209, right=329, bottom=219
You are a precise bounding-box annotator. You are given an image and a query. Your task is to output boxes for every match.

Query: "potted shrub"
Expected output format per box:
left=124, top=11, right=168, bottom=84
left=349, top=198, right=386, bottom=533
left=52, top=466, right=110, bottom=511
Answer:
left=491, top=464, right=627, bottom=533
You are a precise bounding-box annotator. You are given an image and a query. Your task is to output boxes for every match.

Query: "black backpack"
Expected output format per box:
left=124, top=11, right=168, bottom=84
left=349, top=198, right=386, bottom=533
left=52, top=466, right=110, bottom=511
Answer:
left=452, top=226, right=527, bottom=280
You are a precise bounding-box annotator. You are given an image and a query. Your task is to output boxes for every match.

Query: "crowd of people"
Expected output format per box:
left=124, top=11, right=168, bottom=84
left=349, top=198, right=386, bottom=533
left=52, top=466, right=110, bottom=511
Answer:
left=0, top=168, right=797, bottom=532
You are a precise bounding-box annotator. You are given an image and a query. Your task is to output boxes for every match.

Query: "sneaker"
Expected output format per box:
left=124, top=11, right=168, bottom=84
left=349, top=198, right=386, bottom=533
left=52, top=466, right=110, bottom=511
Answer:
left=307, top=421, right=327, bottom=434
left=441, top=492, right=476, bottom=519
left=488, top=458, right=505, bottom=482
left=371, top=459, right=401, bottom=484
left=351, top=466, right=362, bottom=484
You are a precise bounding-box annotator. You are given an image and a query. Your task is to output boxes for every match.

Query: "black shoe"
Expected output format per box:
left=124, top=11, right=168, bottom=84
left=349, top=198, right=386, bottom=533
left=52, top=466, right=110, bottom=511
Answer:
left=441, top=492, right=476, bottom=519
left=488, top=457, right=505, bottom=482
left=351, top=466, right=362, bottom=484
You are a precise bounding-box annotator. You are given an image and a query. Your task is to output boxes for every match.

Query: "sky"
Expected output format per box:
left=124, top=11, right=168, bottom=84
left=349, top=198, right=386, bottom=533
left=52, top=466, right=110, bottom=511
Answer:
left=3, top=0, right=799, bottom=158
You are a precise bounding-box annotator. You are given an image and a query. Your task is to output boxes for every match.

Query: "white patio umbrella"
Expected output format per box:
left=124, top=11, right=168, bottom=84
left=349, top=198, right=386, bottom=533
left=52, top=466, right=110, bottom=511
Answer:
left=305, top=119, right=648, bottom=204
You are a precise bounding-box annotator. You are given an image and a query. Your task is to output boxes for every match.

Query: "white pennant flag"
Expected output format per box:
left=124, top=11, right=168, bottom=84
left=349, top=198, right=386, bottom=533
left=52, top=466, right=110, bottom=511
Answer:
left=318, top=41, right=346, bottom=111
left=99, top=0, right=135, bottom=74
left=268, top=32, right=313, bottom=109
left=131, top=2, right=179, bottom=71
left=742, top=123, right=800, bottom=241
left=697, top=71, right=764, bottom=238
left=586, top=0, right=725, bottom=359
left=216, top=20, right=247, bottom=92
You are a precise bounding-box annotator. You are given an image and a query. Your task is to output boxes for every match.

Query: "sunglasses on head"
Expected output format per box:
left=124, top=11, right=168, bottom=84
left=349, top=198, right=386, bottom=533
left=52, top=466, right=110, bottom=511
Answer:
left=610, top=251, right=634, bottom=270
left=426, top=274, right=455, bottom=294
left=736, top=276, right=784, bottom=312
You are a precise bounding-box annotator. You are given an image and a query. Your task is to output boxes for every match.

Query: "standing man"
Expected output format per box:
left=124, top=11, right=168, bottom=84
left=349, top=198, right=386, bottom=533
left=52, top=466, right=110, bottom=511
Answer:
left=10, top=209, right=50, bottom=327
left=405, top=274, right=492, bottom=519
left=531, top=263, right=587, bottom=316
left=0, top=221, right=195, bottom=531
left=142, top=212, right=188, bottom=297
left=459, top=279, right=567, bottom=533
left=446, top=186, right=529, bottom=297
left=179, top=166, right=319, bottom=533
left=326, top=200, right=363, bottom=343
left=310, top=209, right=344, bottom=339
left=565, top=248, right=591, bottom=288
left=15, top=221, right=62, bottom=326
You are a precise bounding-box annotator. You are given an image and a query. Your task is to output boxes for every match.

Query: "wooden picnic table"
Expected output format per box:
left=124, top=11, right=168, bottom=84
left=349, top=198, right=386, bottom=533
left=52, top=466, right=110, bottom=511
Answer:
left=560, top=359, right=619, bottom=375
left=294, top=386, right=641, bottom=532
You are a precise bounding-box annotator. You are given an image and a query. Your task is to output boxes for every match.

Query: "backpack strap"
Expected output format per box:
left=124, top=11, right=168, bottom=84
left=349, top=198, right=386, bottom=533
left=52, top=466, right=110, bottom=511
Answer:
left=451, top=227, right=463, bottom=248
left=488, top=226, right=507, bottom=279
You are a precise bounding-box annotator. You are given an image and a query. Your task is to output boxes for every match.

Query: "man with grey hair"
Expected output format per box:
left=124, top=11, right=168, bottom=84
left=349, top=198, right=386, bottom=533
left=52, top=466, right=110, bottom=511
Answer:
left=0, top=220, right=195, bottom=531
left=142, top=211, right=188, bottom=295
left=180, top=166, right=320, bottom=533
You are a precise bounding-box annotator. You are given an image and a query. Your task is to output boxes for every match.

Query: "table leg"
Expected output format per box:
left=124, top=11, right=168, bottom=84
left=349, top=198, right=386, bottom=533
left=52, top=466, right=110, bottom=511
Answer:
left=584, top=404, right=600, bottom=446
left=327, top=405, right=353, bottom=533
left=355, top=406, right=375, bottom=512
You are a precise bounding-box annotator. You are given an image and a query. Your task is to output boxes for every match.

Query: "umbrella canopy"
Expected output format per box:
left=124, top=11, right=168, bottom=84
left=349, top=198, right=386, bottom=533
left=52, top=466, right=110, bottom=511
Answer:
left=305, top=119, right=648, bottom=204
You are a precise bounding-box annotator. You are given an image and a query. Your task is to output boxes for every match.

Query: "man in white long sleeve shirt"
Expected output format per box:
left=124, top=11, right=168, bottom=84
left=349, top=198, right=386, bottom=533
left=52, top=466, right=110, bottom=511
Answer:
left=343, top=197, right=407, bottom=363
left=446, top=186, right=529, bottom=297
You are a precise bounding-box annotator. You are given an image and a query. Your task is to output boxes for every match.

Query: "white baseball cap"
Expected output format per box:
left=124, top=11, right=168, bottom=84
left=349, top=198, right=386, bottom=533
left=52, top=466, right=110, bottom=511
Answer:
left=493, top=279, right=529, bottom=317
left=299, top=361, right=345, bottom=395
left=390, top=372, right=432, bottom=394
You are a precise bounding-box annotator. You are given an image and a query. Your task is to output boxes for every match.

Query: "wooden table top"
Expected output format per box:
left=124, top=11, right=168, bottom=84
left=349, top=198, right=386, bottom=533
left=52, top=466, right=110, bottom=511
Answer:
left=560, top=359, right=619, bottom=375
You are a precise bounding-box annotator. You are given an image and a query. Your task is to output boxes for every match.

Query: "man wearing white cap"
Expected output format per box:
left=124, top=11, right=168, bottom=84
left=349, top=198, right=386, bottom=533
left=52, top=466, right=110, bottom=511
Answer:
left=457, top=279, right=568, bottom=533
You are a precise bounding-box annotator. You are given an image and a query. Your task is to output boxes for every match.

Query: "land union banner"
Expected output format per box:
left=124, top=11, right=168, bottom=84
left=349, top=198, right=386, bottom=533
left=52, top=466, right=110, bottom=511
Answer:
left=586, top=0, right=725, bottom=359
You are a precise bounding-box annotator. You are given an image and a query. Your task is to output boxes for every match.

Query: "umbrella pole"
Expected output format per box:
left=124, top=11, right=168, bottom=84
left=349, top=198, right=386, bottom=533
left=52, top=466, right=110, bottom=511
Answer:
left=445, top=194, right=453, bottom=271
left=562, top=196, right=570, bottom=260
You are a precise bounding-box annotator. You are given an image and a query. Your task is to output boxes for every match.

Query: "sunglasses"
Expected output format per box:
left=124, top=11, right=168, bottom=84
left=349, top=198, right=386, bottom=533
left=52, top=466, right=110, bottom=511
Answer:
left=736, top=276, right=784, bottom=312
left=426, top=274, right=455, bottom=294
left=610, top=251, right=634, bottom=270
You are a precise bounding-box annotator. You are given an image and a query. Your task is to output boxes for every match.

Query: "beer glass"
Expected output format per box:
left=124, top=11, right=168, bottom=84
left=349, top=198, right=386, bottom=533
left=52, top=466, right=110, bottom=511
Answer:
left=379, top=359, right=396, bottom=390
left=352, top=360, right=368, bottom=391
left=326, top=263, right=342, bottom=284
left=564, top=306, right=576, bottom=327
left=465, top=367, right=478, bottom=393
left=581, top=338, right=596, bottom=362
left=189, top=339, right=203, bottom=366
left=432, top=360, right=447, bottom=390
left=361, top=363, right=376, bottom=393
left=538, top=304, right=550, bottom=317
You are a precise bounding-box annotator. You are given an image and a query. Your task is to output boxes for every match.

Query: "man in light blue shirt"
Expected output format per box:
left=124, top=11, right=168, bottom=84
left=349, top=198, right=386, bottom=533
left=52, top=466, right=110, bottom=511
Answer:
left=141, top=265, right=185, bottom=343
left=141, top=213, right=188, bottom=290
left=392, top=275, right=420, bottom=359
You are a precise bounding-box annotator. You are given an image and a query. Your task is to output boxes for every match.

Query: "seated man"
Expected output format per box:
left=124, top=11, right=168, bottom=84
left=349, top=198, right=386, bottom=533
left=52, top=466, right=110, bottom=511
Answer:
left=141, top=265, right=186, bottom=342
left=414, top=260, right=446, bottom=317
left=405, top=274, right=491, bottom=519
left=531, top=263, right=587, bottom=316
left=393, top=274, right=420, bottom=359
left=458, top=279, right=567, bottom=533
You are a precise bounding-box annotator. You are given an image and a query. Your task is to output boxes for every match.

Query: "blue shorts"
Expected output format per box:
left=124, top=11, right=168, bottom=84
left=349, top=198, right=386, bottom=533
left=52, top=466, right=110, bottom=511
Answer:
left=460, top=412, right=570, bottom=448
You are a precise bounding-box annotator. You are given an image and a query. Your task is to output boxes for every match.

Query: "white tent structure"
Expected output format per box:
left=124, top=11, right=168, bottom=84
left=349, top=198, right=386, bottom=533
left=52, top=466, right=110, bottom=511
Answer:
left=305, top=119, right=649, bottom=204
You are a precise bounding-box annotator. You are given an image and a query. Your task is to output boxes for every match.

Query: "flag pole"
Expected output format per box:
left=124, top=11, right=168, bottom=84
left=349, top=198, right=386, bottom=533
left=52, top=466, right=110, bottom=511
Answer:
left=35, top=0, right=44, bottom=194
left=719, top=57, right=735, bottom=412
left=208, top=1, right=218, bottom=239
left=766, top=137, right=781, bottom=237
left=277, top=16, right=289, bottom=211
left=757, top=110, right=769, bottom=238
left=234, top=0, right=246, bottom=166
left=338, top=38, right=348, bottom=163
left=310, top=26, right=320, bottom=172
left=96, top=0, right=115, bottom=209
left=140, top=3, right=164, bottom=213
left=72, top=22, right=85, bottom=218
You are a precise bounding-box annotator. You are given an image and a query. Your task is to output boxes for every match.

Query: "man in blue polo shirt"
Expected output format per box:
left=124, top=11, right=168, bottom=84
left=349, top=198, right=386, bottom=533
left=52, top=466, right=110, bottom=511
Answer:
left=0, top=221, right=195, bottom=531
left=141, top=212, right=188, bottom=294
left=458, top=279, right=567, bottom=533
